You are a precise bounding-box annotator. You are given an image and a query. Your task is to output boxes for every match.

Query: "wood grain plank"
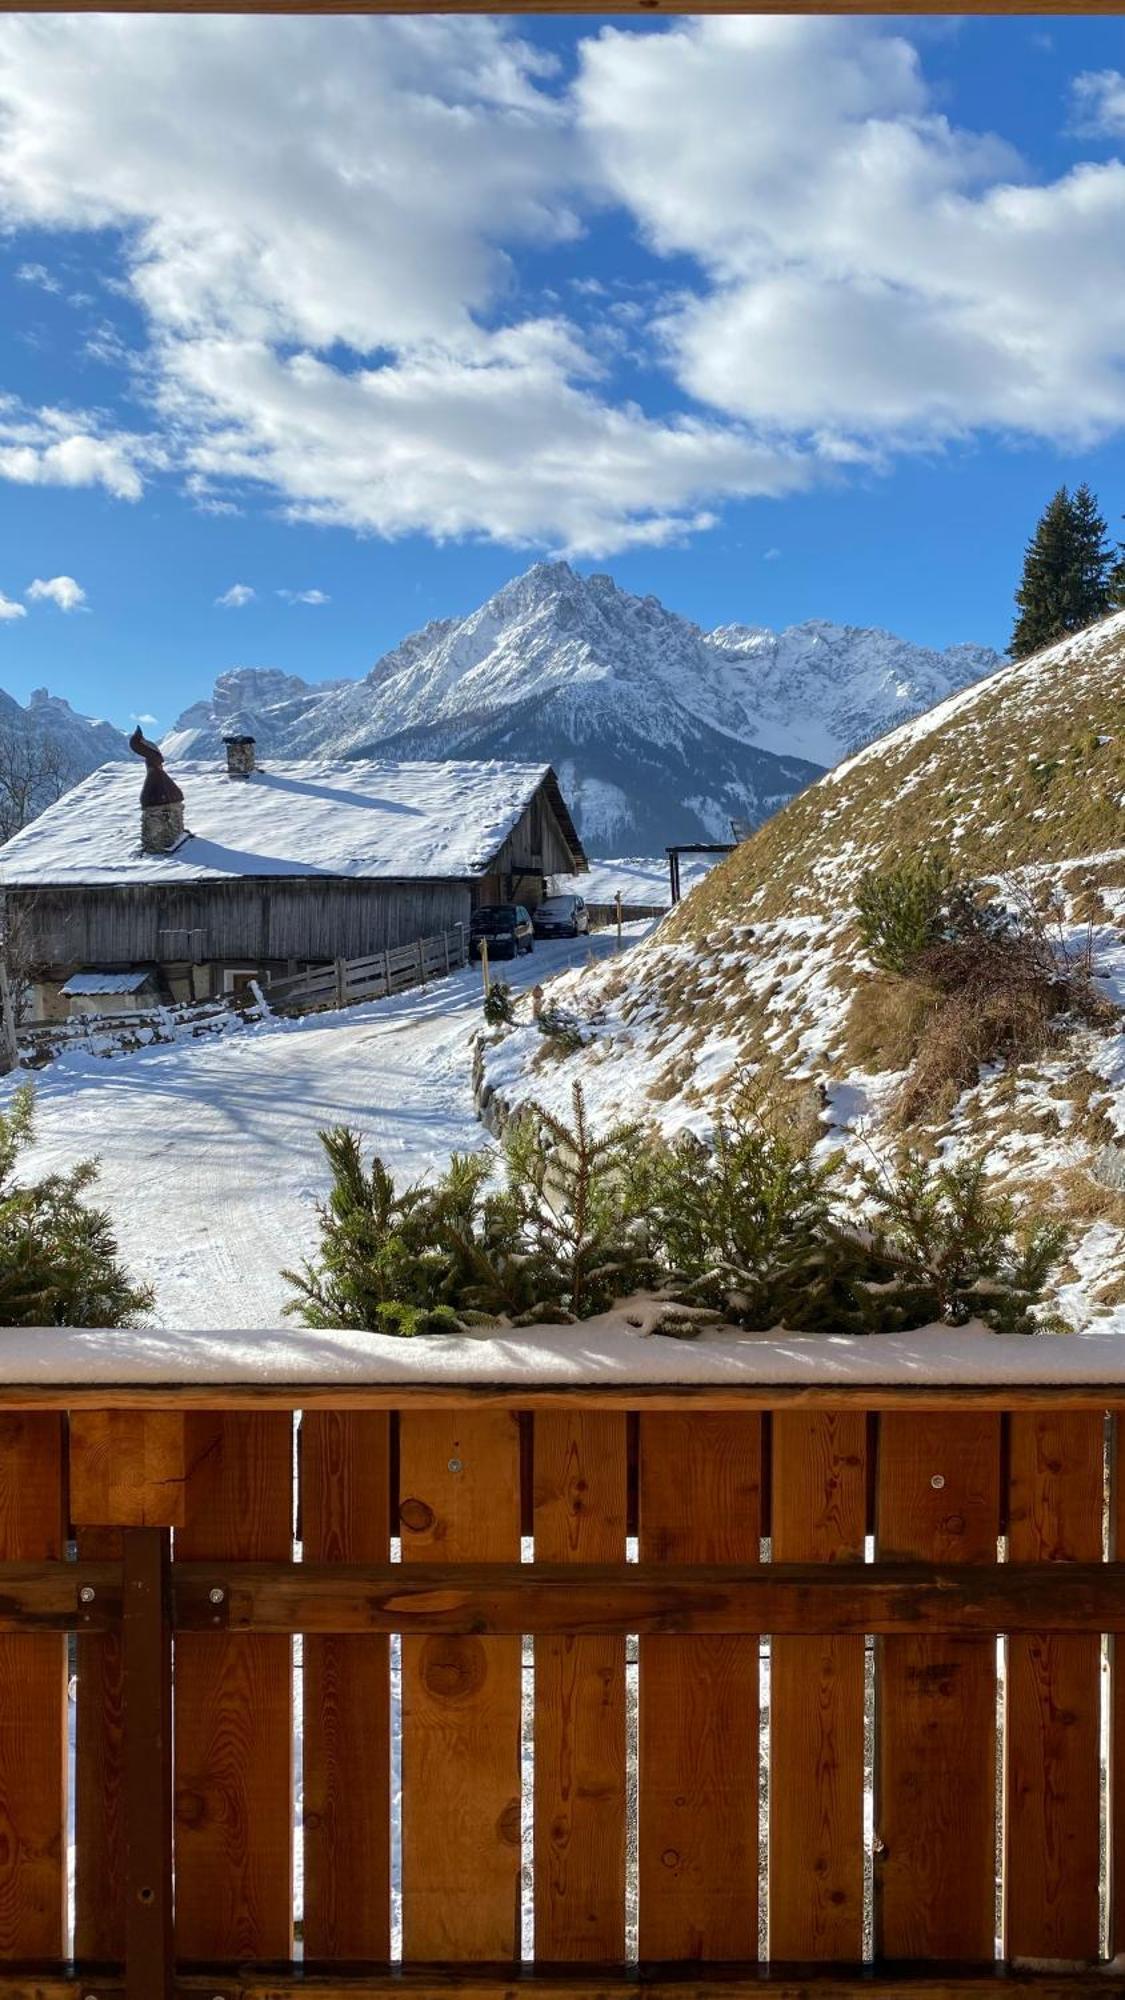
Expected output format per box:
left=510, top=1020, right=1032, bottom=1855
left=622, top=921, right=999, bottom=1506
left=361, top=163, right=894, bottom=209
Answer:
left=1006, top=1412, right=1102, bottom=1961
left=399, top=1411, right=522, bottom=1961
left=875, top=1412, right=1001, bottom=1962
left=0, top=1413, right=66, bottom=1962
left=302, top=1413, right=391, bottom=1961
left=69, top=1411, right=186, bottom=1528
left=638, top=1413, right=761, bottom=1962
left=533, top=1411, right=627, bottom=1961
left=74, top=1525, right=126, bottom=1963
left=769, top=1411, right=866, bottom=1962
left=173, top=1412, right=293, bottom=1961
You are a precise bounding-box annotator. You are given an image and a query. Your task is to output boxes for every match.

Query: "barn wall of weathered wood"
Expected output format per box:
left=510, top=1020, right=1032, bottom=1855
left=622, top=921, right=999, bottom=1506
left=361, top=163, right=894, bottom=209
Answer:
left=490, top=789, right=582, bottom=900
left=11, top=878, right=475, bottom=971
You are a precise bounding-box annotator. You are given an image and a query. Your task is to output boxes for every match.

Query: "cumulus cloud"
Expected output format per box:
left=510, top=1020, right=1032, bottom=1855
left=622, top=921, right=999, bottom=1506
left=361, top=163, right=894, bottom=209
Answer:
left=1071, top=70, right=1125, bottom=138
left=27, top=574, right=86, bottom=611
left=0, top=594, right=26, bottom=622
left=576, top=18, right=1125, bottom=452
left=0, top=16, right=811, bottom=552
left=215, top=583, right=255, bottom=608
left=278, top=587, right=330, bottom=605
left=0, top=398, right=150, bottom=499
left=0, top=18, right=1124, bottom=548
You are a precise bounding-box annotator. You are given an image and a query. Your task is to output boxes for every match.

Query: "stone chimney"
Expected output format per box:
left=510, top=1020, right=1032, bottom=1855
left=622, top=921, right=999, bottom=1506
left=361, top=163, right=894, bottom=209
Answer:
left=129, top=727, right=186, bottom=854
left=222, top=721, right=257, bottom=779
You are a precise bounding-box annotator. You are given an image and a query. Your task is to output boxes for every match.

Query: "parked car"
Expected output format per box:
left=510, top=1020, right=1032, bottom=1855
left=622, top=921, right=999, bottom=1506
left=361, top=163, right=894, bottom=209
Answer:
left=469, top=903, right=535, bottom=959
left=532, top=893, right=590, bottom=940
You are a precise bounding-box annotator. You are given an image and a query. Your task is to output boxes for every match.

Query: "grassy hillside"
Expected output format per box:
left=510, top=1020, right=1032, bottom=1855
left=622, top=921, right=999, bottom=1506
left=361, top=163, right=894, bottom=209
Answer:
left=480, top=612, right=1125, bottom=1328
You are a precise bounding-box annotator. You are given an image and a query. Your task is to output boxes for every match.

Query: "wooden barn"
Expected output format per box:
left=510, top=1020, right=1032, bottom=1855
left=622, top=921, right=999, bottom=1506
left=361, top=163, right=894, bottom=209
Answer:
left=0, top=736, right=586, bottom=1019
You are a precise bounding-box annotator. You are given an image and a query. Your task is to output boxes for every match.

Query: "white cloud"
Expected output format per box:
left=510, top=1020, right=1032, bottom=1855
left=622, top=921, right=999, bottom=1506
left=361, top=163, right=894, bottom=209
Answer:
left=0, top=16, right=811, bottom=553
left=1, top=19, right=1125, bottom=548
left=278, top=587, right=330, bottom=605
left=131, top=710, right=158, bottom=725
left=763, top=547, right=782, bottom=561
left=0, top=594, right=26, bottom=622
left=215, top=582, right=255, bottom=608
left=1071, top=70, right=1125, bottom=138
left=0, top=398, right=150, bottom=499
left=15, top=260, right=60, bottom=293
left=26, top=574, right=86, bottom=612
left=576, top=18, right=1125, bottom=451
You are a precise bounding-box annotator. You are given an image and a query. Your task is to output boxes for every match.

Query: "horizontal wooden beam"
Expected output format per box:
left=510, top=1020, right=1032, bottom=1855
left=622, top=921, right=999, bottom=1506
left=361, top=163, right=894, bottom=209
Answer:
left=7, top=1559, right=1125, bottom=1636
left=0, top=1560, right=121, bottom=1631
left=168, top=1967, right=1125, bottom=1998
left=171, top=1560, right=1125, bottom=1637
left=5, top=1975, right=1125, bottom=2000
left=1, top=1383, right=1125, bottom=1414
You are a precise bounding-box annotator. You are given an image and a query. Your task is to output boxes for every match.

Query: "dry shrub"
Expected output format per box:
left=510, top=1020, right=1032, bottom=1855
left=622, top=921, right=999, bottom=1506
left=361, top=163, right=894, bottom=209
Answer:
left=841, top=973, right=939, bottom=1074
left=894, top=982, right=1056, bottom=1127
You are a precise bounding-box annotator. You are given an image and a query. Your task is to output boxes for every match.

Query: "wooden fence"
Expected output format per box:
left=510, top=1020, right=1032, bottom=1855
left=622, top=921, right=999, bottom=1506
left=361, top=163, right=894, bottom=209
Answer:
left=267, top=925, right=468, bottom=1014
left=2, top=1380, right=1125, bottom=1996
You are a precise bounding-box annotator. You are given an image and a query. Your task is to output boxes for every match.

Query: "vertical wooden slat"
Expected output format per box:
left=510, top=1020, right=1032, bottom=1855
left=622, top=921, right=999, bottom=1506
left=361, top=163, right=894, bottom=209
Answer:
left=399, top=1410, right=522, bottom=1961
left=533, top=1411, right=627, bottom=1961
left=769, top=1411, right=866, bottom=1961
left=302, top=1412, right=391, bottom=1961
left=123, top=1526, right=173, bottom=2000
left=0, top=1412, right=66, bottom=1962
left=637, top=1412, right=761, bottom=1961
left=74, top=1525, right=126, bottom=1965
left=1007, top=1411, right=1102, bottom=1961
left=174, top=1412, right=293, bottom=1961
left=874, top=1411, right=1001, bottom=1961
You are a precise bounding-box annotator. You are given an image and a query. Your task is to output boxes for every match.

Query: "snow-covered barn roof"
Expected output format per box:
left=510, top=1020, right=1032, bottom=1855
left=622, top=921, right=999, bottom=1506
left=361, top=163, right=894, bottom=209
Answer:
left=0, top=758, right=586, bottom=887
left=61, top=969, right=157, bottom=996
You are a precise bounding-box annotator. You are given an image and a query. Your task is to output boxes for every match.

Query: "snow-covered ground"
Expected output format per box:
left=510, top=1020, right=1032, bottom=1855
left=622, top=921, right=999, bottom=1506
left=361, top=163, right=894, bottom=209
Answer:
left=7, top=926, right=645, bottom=1330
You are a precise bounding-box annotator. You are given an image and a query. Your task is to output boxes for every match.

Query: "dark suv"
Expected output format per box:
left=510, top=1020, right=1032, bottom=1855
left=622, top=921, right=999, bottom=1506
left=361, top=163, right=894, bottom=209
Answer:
left=469, top=904, right=535, bottom=959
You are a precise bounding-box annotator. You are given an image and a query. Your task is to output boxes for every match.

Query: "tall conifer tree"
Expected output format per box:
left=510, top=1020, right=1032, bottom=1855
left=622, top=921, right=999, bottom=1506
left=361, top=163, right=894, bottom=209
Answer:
left=1011, top=484, right=1113, bottom=658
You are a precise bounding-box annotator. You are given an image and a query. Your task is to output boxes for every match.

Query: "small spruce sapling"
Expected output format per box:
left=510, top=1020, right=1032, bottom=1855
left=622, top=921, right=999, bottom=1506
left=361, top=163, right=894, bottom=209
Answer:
left=0, top=1085, right=153, bottom=1327
left=498, top=1084, right=655, bottom=1319
left=483, top=980, right=515, bottom=1027
left=854, top=1150, right=1068, bottom=1335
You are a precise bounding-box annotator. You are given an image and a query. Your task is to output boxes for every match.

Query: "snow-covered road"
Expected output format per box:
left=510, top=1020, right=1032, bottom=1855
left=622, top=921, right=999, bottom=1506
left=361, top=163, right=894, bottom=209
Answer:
left=10, top=927, right=644, bottom=1330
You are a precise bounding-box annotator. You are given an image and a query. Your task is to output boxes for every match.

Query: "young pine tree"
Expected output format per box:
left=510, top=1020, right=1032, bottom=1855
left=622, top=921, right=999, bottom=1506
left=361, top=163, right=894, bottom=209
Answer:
left=0, top=1086, right=153, bottom=1327
left=1011, top=484, right=1113, bottom=660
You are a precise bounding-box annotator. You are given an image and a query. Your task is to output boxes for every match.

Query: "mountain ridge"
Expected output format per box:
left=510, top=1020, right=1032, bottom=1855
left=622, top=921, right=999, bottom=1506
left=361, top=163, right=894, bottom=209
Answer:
left=163, top=562, right=1001, bottom=853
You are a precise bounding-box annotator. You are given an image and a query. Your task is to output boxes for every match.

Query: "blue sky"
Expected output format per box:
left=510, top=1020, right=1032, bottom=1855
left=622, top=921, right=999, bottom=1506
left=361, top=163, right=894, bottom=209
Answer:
left=1, top=13, right=1125, bottom=731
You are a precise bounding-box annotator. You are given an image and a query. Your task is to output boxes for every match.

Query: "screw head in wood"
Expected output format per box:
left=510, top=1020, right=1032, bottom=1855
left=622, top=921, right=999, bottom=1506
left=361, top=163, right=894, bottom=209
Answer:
left=931, top=1473, right=945, bottom=1489
left=78, top=1585, right=96, bottom=1603
left=448, top=1457, right=463, bottom=1473
left=209, top=1586, right=225, bottom=1603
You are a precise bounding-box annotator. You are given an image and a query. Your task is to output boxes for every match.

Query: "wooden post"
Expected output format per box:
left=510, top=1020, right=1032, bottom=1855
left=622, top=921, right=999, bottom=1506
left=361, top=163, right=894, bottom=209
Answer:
left=382, top=947, right=392, bottom=995
left=615, top=889, right=623, bottom=948
left=416, top=937, right=426, bottom=988
left=443, top=932, right=451, bottom=976
left=0, top=956, right=18, bottom=1075
left=480, top=936, right=490, bottom=995
left=334, top=957, right=347, bottom=1007
left=123, top=1526, right=173, bottom=2000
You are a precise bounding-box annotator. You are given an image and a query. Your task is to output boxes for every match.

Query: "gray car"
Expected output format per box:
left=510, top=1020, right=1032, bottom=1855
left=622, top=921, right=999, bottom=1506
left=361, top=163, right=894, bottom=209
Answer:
left=532, top=893, right=590, bottom=939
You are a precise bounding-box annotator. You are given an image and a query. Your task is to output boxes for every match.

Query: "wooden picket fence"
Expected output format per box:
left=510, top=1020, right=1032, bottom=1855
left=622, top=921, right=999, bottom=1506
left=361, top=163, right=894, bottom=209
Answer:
left=267, top=925, right=468, bottom=1014
left=3, top=1379, right=1125, bottom=1996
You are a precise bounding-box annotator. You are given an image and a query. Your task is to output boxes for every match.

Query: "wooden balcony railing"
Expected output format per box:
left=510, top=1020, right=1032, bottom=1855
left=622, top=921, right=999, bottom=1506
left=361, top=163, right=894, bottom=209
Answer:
left=2, top=1350, right=1125, bottom=1998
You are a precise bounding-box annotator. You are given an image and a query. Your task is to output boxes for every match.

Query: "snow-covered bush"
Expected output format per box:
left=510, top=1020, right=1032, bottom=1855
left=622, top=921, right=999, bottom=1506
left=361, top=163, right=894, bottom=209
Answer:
left=0, top=1086, right=153, bottom=1327
left=536, top=1002, right=588, bottom=1054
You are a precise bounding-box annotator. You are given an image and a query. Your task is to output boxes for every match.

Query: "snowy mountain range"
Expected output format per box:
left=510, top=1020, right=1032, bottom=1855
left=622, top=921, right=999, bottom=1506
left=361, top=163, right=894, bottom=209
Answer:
left=164, top=564, right=1001, bottom=853
left=0, top=685, right=130, bottom=789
